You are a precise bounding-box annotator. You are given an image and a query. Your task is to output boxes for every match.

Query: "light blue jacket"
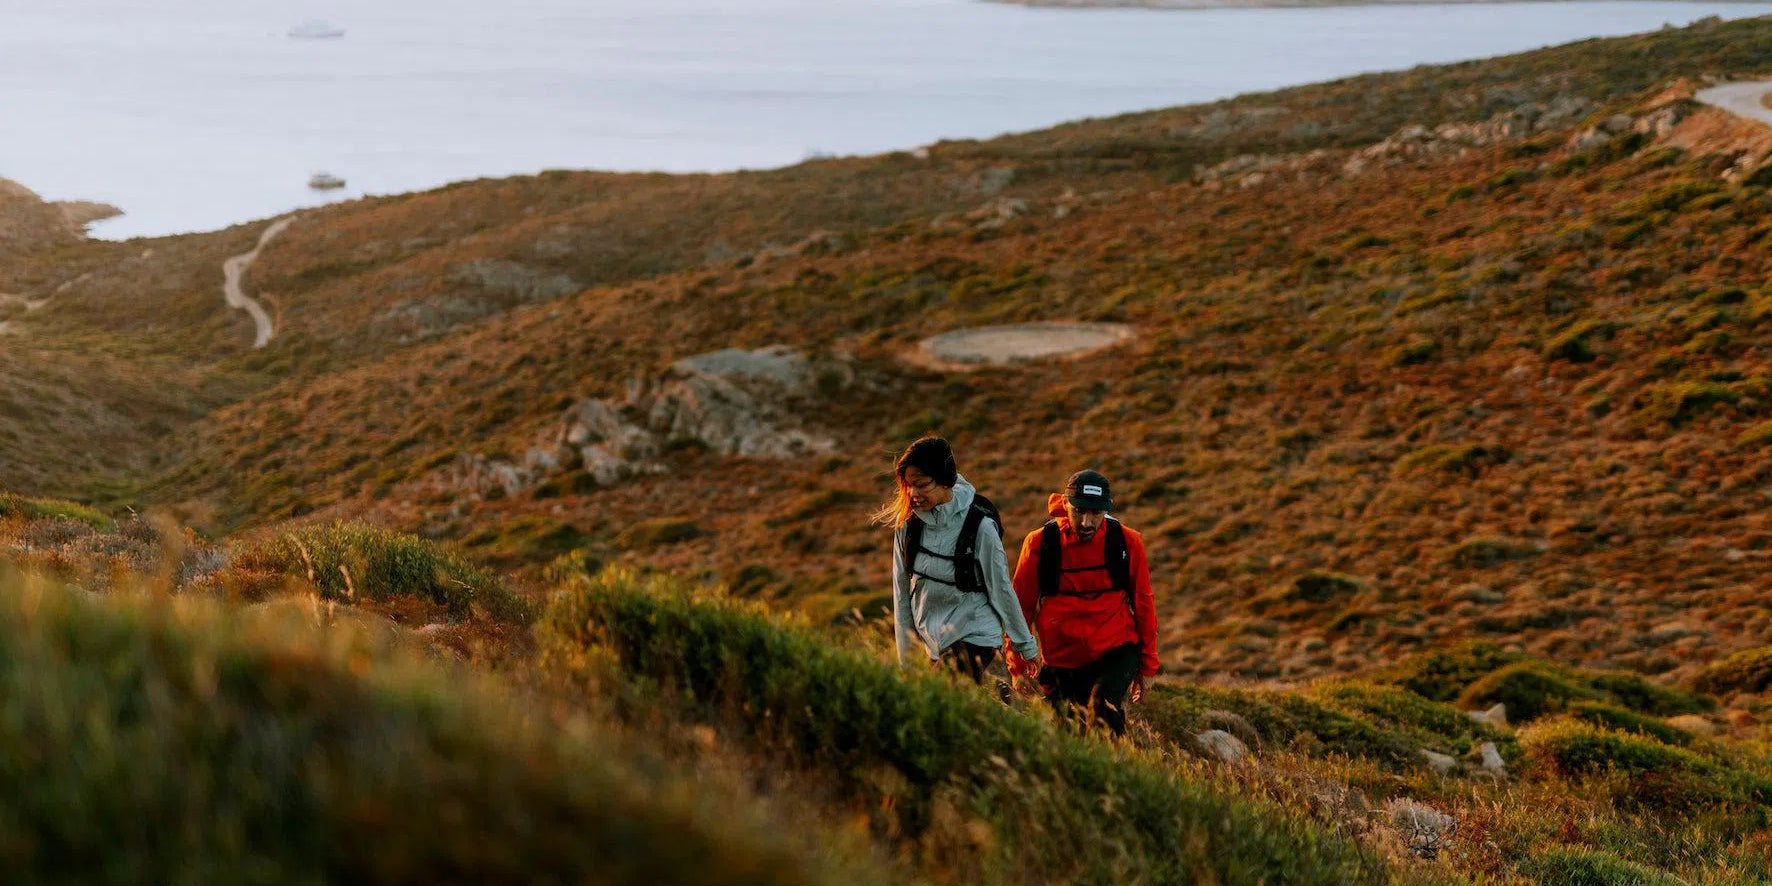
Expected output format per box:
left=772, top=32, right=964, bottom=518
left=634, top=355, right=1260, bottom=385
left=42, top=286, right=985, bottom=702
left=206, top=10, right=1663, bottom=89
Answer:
left=892, top=475, right=1040, bottom=667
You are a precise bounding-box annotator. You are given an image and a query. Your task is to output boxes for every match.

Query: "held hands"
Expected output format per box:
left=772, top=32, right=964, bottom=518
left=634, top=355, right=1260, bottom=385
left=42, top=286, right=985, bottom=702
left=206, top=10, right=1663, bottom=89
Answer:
left=1130, top=676, right=1145, bottom=704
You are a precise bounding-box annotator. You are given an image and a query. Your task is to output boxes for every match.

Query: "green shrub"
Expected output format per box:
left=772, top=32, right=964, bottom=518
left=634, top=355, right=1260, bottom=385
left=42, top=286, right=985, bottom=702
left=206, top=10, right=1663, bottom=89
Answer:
left=236, top=521, right=531, bottom=621
left=615, top=518, right=704, bottom=550
left=1544, top=320, right=1622, bottom=363
left=1393, top=443, right=1510, bottom=478
left=1140, top=683, right=1422, bottom=771
left=1457, top=663, right=1602, bottom=722
left=1735, top=421, right=1772, bottom=449
left=1251, top=571, right=1362, bottom=614
left=1381, top=641, right=1526, bottom=702
left=0, top=567, right=871, bottom=886
left=1387, top=336, right=1439, bottom=366
left=1445, top=536, right=1537, bottom=568
left=1311, top=681, right=1504, bottom=753
left=1636, top=381, right=1737, bottom=425
left=0, top=493, right=111, bottom=529
left=1522, top=846, right=1684, bottom=886
left=1519, top=719, right=1770, bottom=812
left=1585, top=672, right=1714, bottom=717
left=1567, top=701, right=1692, bottom=747
left=544, top=570, right=1389, bottom=886
left=1691, top=647, right=1772, bottom=696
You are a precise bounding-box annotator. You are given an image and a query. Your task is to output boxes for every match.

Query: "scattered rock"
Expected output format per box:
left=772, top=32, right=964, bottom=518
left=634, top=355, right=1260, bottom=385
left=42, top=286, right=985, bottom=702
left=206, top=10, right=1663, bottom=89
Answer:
left=1466, top=703, right=1509, bottom=729
left=1389, top=799, right=1456, bottom=859
left=1465, top=741, right=1507, bottom=778
left=1420, top=749, right=1458, bottom=775
left=1194, top=729, right=1250, bottom=764
left=1200, top=709, right=1261, bottom=750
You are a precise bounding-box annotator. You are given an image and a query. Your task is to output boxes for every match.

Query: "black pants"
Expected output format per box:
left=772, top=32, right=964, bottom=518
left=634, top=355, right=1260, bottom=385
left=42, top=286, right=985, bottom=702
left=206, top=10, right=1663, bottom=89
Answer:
left=942, top=642, right=999, bottom=684
left=1040, top=643, right=1141, bottom=736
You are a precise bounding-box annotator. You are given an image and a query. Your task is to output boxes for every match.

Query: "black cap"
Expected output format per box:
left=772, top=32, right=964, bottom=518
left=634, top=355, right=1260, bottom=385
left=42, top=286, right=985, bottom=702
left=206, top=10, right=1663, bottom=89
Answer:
left=1064, top=469, right=1113, bottom=511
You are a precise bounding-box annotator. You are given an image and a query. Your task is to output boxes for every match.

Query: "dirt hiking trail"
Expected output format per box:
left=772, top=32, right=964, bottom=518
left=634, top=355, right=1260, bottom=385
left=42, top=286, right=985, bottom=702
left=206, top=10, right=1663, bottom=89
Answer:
left=222, top=217, right=293, bottom=348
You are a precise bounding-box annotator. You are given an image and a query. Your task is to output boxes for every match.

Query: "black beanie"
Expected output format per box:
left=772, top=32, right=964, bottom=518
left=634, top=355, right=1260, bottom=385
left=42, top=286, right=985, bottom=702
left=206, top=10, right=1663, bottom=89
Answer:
left=897, top=436, right=958, bottom=487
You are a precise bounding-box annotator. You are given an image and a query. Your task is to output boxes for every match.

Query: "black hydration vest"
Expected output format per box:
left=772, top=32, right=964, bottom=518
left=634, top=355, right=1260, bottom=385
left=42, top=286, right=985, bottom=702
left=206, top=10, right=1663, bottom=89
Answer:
left=1037, top=517, right=1133, bottom=602
left=897, top=495, right=1002, bottom=594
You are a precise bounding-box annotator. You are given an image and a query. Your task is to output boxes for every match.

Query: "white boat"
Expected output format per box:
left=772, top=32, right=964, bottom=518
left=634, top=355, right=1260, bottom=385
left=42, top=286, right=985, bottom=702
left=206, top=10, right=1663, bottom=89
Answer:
left=308, top=172, right=346, bottom=190
left=288, top=20, right=345, bottom=39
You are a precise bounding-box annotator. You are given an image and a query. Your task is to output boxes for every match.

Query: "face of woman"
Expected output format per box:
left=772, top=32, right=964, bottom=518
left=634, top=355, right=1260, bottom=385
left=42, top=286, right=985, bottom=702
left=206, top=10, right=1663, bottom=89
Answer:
left=902, top=466, right=952, bottom=511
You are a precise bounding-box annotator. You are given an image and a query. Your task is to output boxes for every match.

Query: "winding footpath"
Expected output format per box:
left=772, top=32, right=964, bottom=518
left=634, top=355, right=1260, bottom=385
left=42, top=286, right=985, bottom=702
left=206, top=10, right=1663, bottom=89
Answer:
left=222, top=217, right=293, bottom=348
left=1696, top=82, right=1772, bottom=129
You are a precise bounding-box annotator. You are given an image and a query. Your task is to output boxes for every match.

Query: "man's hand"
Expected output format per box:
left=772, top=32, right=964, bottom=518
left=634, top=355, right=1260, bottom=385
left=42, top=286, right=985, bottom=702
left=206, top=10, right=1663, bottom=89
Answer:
left=1130, top=676, right=1145, bottom=704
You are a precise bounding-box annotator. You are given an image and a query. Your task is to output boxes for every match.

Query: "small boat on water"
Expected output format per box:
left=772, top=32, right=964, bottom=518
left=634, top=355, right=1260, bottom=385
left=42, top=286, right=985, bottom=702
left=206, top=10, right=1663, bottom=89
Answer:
left=308, top=172, right=347, bottom=190
left=288, top=20, right=346, bottom=39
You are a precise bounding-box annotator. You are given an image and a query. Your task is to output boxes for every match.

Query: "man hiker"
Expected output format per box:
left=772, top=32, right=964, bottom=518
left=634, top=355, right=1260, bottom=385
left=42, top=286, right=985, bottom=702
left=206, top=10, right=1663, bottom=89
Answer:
left=1010, top=470, right=1157, bottom=735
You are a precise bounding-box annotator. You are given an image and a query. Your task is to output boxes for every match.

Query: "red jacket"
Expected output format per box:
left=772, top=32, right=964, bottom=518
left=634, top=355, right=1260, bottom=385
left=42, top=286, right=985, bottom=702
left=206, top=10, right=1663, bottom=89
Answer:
left=1012, top=494, right=1159, bottom=677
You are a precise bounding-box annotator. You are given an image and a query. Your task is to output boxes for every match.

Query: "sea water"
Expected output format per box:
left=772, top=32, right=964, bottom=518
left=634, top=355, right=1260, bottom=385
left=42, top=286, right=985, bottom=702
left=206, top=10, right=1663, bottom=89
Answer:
left=1, top=0, right=1766, bottom=239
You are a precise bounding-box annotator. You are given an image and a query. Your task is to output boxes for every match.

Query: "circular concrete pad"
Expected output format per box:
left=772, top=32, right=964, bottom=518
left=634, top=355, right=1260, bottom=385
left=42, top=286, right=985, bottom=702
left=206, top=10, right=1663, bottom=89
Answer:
left=917, top=322, right=1135, bottom=368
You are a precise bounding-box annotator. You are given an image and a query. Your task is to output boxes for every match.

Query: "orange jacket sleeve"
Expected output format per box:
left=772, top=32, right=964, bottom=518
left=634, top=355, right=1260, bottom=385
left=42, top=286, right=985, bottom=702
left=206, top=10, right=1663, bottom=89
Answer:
left=1127, top=529, right=1159, bottom=678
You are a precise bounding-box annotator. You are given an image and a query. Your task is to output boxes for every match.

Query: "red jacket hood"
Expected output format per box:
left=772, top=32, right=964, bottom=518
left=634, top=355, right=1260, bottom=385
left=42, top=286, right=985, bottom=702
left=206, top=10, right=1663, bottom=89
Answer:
left=1046, top=493, right=1083, bottom=543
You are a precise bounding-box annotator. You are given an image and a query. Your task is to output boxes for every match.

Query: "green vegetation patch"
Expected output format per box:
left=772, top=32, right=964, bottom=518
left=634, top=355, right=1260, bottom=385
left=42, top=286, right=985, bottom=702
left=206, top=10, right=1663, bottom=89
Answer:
left=1393, top=443, right=1511, bottom=478
left=1457, top=663, right=1604, bottom=722
left=1140, top=682, right=1423, bottom=771
left=1635, top=380, right=1738, bottom=426
left=1544, top=320, right=1622, bottom=363
left=1584, top=672, right=1713, bottom=717
left=1251, top=571, right=1363, bottom=616
left=1522, top=847, right=1684, bottom=886
left=1445, top=536, right=1538, bottom=568
left=0, top=493, right=112, bottom=529
left=544, top=570, right=1389, bottom=886
left=1520, top=719, right=1772, bottom=812
left=0, top=567, right=868, bottom=886
left=1691, top=647, right=1772, bottom=696
left=1380, top=641, right=1527, bottom=703
left=615, top=518, right=705, bottom=551
left=236, top=521, right=531, bottom=621
left=1567, top=701, right=1692, bottom=747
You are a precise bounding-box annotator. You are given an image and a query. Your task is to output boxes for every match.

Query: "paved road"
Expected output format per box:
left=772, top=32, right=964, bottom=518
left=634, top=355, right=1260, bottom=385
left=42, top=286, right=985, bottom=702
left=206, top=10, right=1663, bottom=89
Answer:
left=1696, top=82, right=1772, bottom=128
left=221, top=217, right=293, bottom=348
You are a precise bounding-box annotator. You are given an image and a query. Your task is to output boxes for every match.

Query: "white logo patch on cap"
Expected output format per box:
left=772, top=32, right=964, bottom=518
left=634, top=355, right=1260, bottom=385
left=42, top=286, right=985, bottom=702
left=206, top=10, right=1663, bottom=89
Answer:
left=1082, top=484, right=1104, bottom=496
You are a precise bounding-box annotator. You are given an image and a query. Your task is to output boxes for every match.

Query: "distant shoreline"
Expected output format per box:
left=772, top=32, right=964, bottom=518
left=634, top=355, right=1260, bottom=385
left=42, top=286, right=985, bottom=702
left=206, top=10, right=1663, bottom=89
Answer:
left=986, top=0, right=1763, bottom=9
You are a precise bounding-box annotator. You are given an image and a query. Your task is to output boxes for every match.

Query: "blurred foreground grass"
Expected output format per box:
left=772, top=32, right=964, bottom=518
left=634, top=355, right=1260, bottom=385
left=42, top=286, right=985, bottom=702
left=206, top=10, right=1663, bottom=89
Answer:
left=0, top=563, right=889, bottom=886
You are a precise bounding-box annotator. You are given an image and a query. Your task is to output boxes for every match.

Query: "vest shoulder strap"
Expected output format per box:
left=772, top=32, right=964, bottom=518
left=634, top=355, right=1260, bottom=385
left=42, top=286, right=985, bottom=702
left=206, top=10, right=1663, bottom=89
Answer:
left=1104, top=518, right=1133, bottom=596
left=1037, top=520, right=1062, bottom=597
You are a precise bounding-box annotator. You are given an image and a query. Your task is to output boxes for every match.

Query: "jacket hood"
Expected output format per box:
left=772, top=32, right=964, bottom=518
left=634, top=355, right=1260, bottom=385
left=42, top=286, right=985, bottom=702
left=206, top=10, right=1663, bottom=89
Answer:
left=920, top=474, right=975, bottom=525
left=1046, top=492, right=1077, bottom=540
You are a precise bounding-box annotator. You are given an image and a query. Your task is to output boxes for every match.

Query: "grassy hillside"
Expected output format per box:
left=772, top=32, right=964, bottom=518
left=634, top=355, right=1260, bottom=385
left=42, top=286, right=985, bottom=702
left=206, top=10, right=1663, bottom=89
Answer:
left=149, top=73, right=1772, bottom=687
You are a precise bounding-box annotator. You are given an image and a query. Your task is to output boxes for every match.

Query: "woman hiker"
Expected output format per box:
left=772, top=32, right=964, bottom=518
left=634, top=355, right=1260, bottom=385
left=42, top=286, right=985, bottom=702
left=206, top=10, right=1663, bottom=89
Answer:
left=876, top=436, right=1040, bottom=683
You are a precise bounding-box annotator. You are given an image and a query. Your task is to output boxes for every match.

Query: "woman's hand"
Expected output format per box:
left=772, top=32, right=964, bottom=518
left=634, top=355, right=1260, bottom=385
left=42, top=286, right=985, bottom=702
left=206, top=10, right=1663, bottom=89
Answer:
left=1130, top=677, right=1145, bottom=704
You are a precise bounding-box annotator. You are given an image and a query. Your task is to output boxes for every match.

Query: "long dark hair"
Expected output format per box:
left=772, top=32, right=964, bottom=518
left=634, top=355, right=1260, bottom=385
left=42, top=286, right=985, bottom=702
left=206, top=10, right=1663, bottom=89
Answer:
left=871, top=435, right=957, bottom=527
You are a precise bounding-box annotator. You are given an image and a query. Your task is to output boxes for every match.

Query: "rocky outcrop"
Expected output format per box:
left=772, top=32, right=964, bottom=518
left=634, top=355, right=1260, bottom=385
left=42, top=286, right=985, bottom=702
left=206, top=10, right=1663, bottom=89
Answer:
left=1564, top=102, right=1689, bottom=153
left=432, top=347, right=845, bottom=500
left=1343, top=97, right=1594, bottom=176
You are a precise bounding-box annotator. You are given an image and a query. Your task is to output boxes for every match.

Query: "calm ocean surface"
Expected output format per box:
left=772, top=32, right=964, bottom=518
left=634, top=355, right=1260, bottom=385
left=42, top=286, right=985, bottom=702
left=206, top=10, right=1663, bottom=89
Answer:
left=2, top=0, right=1767, bottom=238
